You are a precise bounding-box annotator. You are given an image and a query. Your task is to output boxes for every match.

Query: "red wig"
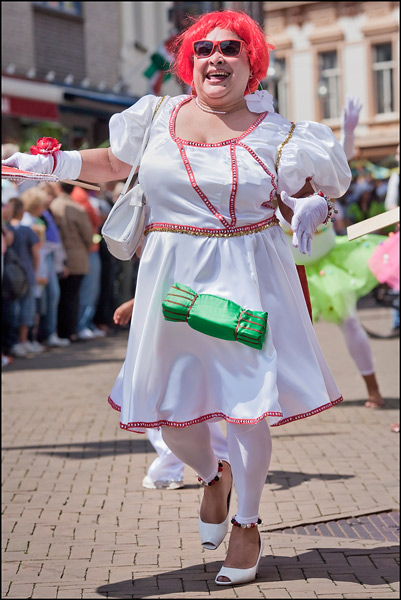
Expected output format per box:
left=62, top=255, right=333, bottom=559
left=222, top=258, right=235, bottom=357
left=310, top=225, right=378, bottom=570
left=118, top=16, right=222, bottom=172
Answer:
left=172, top=10, right=274, bottom=94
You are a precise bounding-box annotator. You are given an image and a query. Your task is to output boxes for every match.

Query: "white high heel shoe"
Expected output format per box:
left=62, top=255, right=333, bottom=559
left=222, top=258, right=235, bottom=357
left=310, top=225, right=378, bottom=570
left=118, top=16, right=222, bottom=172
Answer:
left=198, top=461, right=232, bottom=550
left=198, top=510, right=230, bottom=550
left=215, top=533, right=263, bottom=586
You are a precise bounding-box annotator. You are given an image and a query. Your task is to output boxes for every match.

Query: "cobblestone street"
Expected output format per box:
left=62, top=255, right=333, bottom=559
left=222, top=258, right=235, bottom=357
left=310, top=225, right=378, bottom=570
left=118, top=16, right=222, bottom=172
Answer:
left=2, top=314, right=399, bottom=599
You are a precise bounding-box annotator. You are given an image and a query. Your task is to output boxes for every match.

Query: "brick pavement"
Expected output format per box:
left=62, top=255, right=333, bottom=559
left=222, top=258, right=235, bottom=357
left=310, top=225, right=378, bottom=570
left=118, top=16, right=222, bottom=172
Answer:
left=2, top=316, right=399, bottom=598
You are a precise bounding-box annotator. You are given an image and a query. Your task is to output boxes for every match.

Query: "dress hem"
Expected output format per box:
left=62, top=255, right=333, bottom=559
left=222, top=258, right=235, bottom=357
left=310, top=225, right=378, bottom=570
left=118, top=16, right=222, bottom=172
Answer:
left=108, top=395, right=343, bottom=433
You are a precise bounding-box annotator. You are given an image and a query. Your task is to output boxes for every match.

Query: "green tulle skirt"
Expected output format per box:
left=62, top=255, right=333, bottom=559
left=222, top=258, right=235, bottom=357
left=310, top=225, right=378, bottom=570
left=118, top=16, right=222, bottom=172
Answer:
left=303, top=234, right=386, bottom=324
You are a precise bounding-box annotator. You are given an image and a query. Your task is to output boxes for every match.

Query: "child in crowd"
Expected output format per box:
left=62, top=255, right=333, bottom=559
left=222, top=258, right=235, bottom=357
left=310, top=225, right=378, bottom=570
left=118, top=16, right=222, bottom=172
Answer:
left=7, top=197, right=42, bottom=357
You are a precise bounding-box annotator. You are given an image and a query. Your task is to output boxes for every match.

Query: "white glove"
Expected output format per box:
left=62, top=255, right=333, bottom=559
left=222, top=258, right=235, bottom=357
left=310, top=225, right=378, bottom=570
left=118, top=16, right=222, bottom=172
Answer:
left=280, top=191, right=328, bottom=255
left=2, top=150, right=82, bottom=181
left=340, top=95, right=362, bottom=161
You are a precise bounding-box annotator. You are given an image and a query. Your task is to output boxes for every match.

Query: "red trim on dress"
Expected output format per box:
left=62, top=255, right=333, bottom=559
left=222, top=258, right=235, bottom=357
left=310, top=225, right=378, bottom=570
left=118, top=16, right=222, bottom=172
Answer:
left=229, top=143, right=238, bottom=227
left=108, top=394, right=344, bottom=433
left=175, top=137, right=230, bottom=227
left=169, top=97, right=267, bottom=148
left=237, top=141, right=277, bottom=206
left=168, top=98, right=270, bottom=229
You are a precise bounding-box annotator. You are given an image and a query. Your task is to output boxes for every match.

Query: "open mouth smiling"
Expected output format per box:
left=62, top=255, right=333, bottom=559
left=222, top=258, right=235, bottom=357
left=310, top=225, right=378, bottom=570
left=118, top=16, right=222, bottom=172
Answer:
left=206, top=71, right=230, bottom=81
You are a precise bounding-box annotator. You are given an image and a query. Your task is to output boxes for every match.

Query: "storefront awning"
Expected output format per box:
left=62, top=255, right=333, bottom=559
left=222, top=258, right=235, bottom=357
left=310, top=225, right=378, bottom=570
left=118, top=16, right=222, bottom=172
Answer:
left=2, top=75, right=62, bottom=121
left=2, top=75, right=64, bottom=103
left=2, top=94, right=59, bottom=121
left=63, top=87, right=138, bottom=107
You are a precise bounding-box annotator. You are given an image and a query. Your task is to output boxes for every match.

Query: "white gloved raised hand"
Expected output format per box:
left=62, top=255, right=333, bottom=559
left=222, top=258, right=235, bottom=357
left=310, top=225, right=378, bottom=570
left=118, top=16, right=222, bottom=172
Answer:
left=2, top=149, right=82, bottom=181
left=342, top=95, right=362, bottom=133
left=340, top=95, right=362, bottom=160
left=280, top=191, right=329, bottom=255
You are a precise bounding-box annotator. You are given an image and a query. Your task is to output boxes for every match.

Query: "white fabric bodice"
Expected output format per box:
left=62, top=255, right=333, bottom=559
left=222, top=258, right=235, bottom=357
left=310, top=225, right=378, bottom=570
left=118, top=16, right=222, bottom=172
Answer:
left=109, top=95, right=351, bottom=233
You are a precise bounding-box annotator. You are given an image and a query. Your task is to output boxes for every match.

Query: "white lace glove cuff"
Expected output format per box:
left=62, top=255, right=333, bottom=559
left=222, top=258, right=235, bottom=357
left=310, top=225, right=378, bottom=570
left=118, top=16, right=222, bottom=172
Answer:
left=280, top=191, right=334, bottom=255
left=52, top=150, right=82, bottom=180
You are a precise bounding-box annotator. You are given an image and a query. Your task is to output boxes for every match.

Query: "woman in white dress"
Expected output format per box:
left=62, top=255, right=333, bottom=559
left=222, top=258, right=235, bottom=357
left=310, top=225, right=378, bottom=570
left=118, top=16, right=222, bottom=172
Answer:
left=3, top=9, right=351, bottom=586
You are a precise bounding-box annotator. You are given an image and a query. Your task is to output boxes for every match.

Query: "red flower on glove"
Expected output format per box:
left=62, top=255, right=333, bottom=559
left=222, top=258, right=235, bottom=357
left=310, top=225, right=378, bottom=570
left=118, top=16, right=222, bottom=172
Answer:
left=30, top=137, right=62, bottom=156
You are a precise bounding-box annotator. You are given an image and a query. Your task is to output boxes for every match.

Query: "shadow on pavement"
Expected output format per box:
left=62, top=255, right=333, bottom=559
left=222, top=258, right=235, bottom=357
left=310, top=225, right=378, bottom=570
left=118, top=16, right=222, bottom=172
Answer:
left=337, top=397, right=399, bottom=410
left=266, top=469, right=354, bottom=490
left=0, top=436, right=355, bottom=487
left=1, top=438, right=155, bottom=458
left=96, top=545, right=399, bottom=596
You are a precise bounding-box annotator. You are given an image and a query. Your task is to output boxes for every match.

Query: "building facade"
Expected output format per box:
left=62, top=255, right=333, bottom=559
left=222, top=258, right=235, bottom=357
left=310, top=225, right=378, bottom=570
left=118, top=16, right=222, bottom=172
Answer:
left=2, top=1, right=399, bottom=163
left=2, top=2, right=126, bottom=149
left=262, top=1, right=399, bottom=162
left=2, top=2, right=180, bottom=149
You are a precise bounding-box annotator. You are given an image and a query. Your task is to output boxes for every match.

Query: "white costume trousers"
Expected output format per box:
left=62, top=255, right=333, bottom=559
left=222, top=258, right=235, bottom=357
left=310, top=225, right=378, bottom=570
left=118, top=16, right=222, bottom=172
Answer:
left=147, top=422, right=229, bottom=482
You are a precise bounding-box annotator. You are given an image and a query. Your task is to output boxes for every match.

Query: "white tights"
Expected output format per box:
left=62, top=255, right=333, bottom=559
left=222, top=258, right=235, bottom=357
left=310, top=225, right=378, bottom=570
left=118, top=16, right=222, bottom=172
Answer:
left=339, top=315, right=374, bottom=375
left=161, top=419, right=272, bottom=524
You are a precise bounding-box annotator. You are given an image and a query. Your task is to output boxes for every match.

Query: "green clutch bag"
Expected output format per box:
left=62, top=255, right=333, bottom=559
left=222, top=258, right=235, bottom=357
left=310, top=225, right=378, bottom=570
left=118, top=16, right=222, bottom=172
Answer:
left=162, top=283, right=268, bottom=350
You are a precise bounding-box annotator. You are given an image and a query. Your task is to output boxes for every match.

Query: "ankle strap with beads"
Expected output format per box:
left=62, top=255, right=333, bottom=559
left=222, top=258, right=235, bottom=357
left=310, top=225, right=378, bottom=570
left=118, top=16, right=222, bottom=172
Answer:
left=231, top=516, right=262, bottom=528
left=197, top=460, right=224, bottom=486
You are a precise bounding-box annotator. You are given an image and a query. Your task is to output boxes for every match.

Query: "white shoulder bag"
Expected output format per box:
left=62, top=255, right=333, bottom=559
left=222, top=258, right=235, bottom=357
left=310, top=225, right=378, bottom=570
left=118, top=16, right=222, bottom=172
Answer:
left=101, top=95, right=166, bottom=261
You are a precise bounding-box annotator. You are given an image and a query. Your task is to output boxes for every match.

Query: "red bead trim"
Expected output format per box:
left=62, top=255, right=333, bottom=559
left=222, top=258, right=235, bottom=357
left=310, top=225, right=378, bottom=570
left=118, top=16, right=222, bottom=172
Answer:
left=169, top=97, right=267, bottom=147
left=237, top=141, right=277, bottom=206
left=168, top=98, right=269, bottom=229
left=197, top=460, right=224, bottom=486
left=261, top=202, right=276, bottom=210
left=229, top=143, right=237, bottom=227
left=175, top=137, right=230, bottom=228
left=108, top=395, right=344, bottom=432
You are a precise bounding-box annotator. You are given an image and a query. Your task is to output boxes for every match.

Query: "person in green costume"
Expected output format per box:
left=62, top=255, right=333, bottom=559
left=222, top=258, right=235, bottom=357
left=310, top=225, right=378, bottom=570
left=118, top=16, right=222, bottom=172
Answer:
left=280, top=96, right=385, bottom=409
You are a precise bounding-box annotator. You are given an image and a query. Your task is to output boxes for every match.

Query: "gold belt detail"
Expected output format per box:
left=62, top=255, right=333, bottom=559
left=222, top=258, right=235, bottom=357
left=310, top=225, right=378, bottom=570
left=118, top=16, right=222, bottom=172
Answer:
left=144, top=218, right=280, bottom=238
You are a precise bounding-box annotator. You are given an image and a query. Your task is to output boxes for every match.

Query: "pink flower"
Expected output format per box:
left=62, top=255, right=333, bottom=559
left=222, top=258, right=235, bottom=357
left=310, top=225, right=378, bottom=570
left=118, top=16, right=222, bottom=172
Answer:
left=30, top=137, right=62, bottom=156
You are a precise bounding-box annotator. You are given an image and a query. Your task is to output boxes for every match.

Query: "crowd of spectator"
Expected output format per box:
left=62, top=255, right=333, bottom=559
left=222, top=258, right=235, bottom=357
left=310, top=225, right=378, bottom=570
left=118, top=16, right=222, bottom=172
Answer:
left=332, top=155, right=399, bottom=236
left=1, top=143, right=140, bottom=367
left=2, top=142, right=398, bottom=368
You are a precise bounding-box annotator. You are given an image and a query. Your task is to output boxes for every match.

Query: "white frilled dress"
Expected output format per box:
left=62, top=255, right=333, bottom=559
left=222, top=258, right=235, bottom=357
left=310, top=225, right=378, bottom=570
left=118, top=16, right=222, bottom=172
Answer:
left=107, top=94, right=351, bottom=433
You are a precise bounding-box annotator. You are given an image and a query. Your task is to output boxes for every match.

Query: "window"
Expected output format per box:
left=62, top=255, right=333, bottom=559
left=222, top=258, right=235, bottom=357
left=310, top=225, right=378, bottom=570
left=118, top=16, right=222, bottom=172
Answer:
left=169, top=2, right=223, bottom=30
left=318, top=51, right=340, bottom=119
left=33, top=2, right=81, bottom=16
left=33, top=2, right=85, bottom=81
left=372, top=43, right=395, bottom=114
left=133, top=2, right=146, bottom=52
left=267, top=57, right=288, bottom=117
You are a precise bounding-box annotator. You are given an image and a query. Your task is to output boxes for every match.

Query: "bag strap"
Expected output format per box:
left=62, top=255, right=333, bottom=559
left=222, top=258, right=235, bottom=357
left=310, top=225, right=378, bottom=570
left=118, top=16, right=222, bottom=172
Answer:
left=121, top=96, right=167, bottom=194
left=273, top=121, right=296, bottom=208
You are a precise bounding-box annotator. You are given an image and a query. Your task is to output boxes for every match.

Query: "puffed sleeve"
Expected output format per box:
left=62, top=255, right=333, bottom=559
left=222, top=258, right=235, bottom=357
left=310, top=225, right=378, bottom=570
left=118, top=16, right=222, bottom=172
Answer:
left=276, top=120, right=351, bottom=198
left=109, top=94, right=159, bottom=166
